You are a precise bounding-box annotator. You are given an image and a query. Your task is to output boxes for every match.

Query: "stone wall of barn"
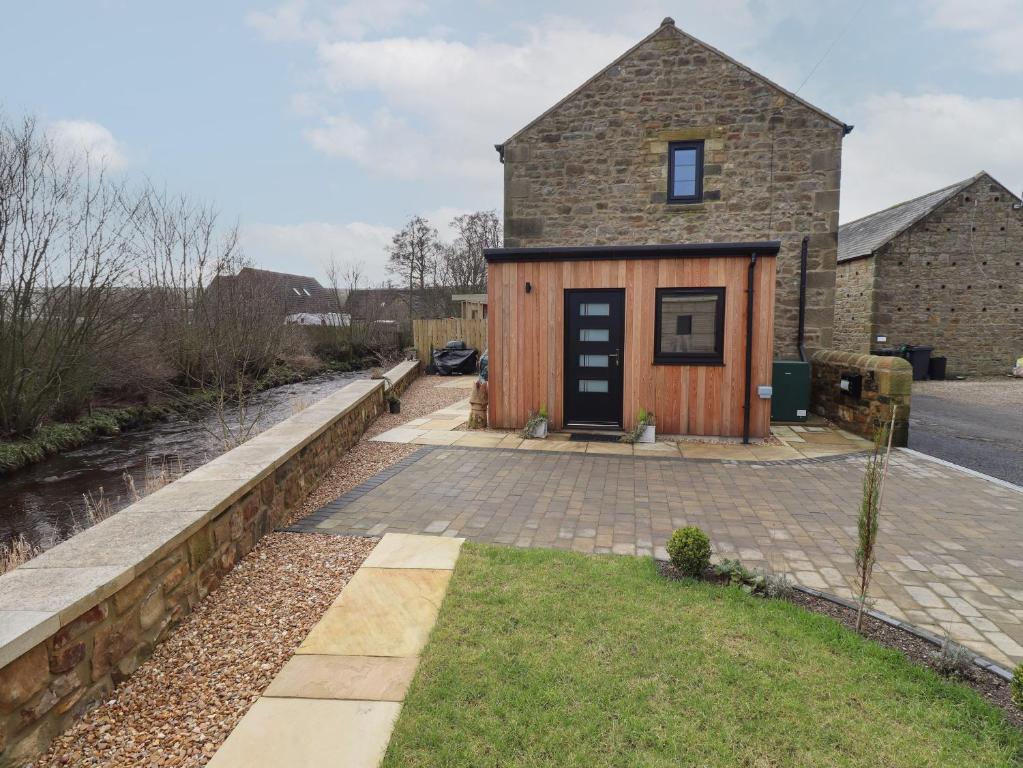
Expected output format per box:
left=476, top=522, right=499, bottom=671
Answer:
left=866, top=177, right=1023, bottom=376
left=833, top=255, right=876, bottom=354
left=500, top=21, right=847, bottom=359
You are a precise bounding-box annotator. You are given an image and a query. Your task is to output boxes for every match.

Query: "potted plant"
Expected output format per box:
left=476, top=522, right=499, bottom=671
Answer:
left=638, top=408, right=655, bottom=443
left=385, top=390, right=401, bottom=414
left=521, top=405, right=548, bottom=439
left=621, top=408, right=655, bottom=443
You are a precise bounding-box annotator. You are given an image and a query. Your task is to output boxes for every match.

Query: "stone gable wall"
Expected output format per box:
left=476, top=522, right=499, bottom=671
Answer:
left=501, top=23, right=846, bottom=358
left=833, top=256, right=876, bottom=353
left=869, top=178, right=1023, bottom=376
left=0, top=363, right=418, bottom=767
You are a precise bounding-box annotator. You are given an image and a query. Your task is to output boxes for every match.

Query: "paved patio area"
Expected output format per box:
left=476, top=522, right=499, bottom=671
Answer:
left=292, top=445, right=1023, bottom=668
left=374, top=393, right=874, bottom=462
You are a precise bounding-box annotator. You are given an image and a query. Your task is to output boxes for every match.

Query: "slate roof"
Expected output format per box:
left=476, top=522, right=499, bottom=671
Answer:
left=209, top=267, right=335, bottom=314
left=837, top=173, right=985, bottom=263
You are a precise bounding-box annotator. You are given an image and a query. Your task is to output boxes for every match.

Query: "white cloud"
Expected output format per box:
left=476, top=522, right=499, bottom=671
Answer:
left=241, top=220, right=396, bottom=284
left=923, top=0, right=1023, bottom=72
left=246, top=0, right=428, bottom=42
left=47, top=119, right=127, bottom=171
left=307, top=21, right=637, bottom=189
left=841, top=92, right=1023, bottom=221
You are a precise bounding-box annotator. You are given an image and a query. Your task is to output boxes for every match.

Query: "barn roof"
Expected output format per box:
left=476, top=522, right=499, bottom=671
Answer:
left=836, top=172, right=1020, bottom=263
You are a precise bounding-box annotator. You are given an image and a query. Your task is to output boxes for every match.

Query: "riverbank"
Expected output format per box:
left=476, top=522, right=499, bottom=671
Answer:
left=0, top=358, right=381, bottom=477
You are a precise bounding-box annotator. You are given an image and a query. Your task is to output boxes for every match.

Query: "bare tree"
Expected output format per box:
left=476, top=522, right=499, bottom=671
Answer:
left=129, top=185, right=292, bottom=448
left=443, top=210, right=500, bottom=292
left=387, top=215, right=440, bottom=324
left=324, top=255, right=363, bottom=314
left=0, top=115, right=145, bottom=435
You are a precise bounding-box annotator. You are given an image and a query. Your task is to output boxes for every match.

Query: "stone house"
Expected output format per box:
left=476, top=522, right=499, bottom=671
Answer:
left=487, top=18, right=850, bottom=438
left=834, top=172, right=1023, bottom=375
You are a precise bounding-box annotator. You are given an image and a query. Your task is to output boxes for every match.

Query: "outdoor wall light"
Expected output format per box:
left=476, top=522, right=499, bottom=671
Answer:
left=525, top=281, right=532, bottom=293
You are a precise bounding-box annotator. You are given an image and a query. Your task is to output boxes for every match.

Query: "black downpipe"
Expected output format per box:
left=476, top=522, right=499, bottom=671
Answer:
left=742, top=253, right=757, bottom=444
left=797, top=235, right=808, bottom=362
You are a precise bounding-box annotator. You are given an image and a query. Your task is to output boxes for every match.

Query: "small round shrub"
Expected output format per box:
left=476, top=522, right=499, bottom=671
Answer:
left=666, top=526, right=711, bottom=577
left=1012, top=664, right=1023, bottom=710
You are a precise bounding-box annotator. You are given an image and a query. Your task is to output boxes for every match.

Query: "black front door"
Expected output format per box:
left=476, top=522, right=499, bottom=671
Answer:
left=564, top=289, right=625, bottom=429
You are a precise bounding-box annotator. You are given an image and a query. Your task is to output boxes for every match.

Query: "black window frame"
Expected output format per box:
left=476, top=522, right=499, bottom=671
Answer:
left=653, top=287, right=725, bottom=365
left=667, top=140, right=704, bottom=204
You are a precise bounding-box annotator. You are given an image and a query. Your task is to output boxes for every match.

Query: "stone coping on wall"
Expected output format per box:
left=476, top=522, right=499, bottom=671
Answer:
left=810, top=349, right=912, bottom=446
left=0, top=360, right=419, bottom=671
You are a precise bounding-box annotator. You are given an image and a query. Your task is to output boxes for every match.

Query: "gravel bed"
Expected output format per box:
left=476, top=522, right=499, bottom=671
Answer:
left=30, top=375, right=467, bottom=766
left=913, top=377, right=1023, bottom=407
left=30, top=533, right=376, bottom=767
left=288, top=375, right=471, bottom=524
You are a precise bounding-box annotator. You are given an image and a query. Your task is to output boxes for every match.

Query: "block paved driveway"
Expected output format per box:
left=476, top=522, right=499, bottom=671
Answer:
left=292, top=446, right=1023, bottom=667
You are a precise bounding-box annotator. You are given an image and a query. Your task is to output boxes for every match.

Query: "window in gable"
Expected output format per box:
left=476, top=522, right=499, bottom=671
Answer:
left=667, top=140, right=704, bottom=204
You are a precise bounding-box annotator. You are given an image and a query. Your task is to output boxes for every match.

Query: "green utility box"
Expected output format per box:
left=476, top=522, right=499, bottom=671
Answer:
left=771, top=360, right=810, bottom=423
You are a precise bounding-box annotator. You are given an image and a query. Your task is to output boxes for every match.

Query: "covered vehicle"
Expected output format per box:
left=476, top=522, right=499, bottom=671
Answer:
left=431, top=340, right=478, bottom=375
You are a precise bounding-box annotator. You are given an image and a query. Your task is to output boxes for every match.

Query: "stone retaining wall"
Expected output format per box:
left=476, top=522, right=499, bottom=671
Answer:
left=810, top=350, right=910, bottom=446
left=0, top=361, right=419, bottom=767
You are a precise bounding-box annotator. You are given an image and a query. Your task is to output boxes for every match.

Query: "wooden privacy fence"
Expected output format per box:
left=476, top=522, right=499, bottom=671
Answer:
left=412, top=318, right=487, bottom=365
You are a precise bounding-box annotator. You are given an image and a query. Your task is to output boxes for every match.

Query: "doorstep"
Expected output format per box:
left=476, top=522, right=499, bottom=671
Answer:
left=207, top=533, right=464, bottom=768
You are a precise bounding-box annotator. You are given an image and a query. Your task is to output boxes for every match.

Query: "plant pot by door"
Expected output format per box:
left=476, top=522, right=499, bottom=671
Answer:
left=638, top=425, right=655, bottom=443
left=531, top=420, right=548, bottom=439
left=388, top=400, right=401, bottom=414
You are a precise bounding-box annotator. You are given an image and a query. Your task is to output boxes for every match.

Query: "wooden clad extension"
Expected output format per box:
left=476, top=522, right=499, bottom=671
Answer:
left=486, top=249, right=776, bottom=437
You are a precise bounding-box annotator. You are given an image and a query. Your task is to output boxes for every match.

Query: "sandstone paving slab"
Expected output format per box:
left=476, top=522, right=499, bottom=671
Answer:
left=297, top=567, right=451, bottom=657
left=584, top=442, right=634, bottom=455
left=207, top=697, right=401, bottom=768
left=411, top=431, right=463, bottom=446
left=264, top=655, right=418, bottom=702
left=452, top=433, right=506, bottom=447
left=371, top=427, right=427, bottom=443
left=362, top=532, right=464, bottom=570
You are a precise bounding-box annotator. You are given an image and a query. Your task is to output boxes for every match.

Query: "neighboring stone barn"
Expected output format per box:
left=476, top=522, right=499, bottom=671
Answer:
left=497, top=18, right=851, bottom=358
left=834, top=172, right=1023, bottom=376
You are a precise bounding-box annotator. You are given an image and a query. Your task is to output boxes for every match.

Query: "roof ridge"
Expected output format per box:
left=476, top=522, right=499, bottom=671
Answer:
left=839, top=173, right=980, bottom=230
left=498, top=19, right=849, bottom=150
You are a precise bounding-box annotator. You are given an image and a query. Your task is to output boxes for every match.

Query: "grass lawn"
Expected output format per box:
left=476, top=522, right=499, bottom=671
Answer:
left=382, top=544, right=1022, bottom=768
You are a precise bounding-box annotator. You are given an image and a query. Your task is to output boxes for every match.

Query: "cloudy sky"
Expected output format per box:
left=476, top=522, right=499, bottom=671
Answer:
left=4, top=0, right=1021, bottom=283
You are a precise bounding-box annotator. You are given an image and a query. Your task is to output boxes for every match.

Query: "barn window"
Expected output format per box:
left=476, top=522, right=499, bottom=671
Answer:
left=667, top=141, right=704, bottom=204
left=654, top=287, right=724, bottom=365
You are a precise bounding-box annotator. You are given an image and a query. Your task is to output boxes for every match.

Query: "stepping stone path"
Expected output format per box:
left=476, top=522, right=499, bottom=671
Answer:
left=208, top=533, right=463, bottom=768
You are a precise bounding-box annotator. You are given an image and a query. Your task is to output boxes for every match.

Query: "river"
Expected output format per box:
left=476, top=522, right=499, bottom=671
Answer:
left=1, top=370, right=370, bottom=550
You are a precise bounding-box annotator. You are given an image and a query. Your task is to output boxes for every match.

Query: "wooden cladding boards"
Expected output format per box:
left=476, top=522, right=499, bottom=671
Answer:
left=487, top=256, right=776, bottom=437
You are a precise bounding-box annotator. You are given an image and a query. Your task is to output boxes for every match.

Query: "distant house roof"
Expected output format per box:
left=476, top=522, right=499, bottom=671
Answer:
left=837, top=172, right=1020, bottom=263
left=211, top=267, right=334, bottom=314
